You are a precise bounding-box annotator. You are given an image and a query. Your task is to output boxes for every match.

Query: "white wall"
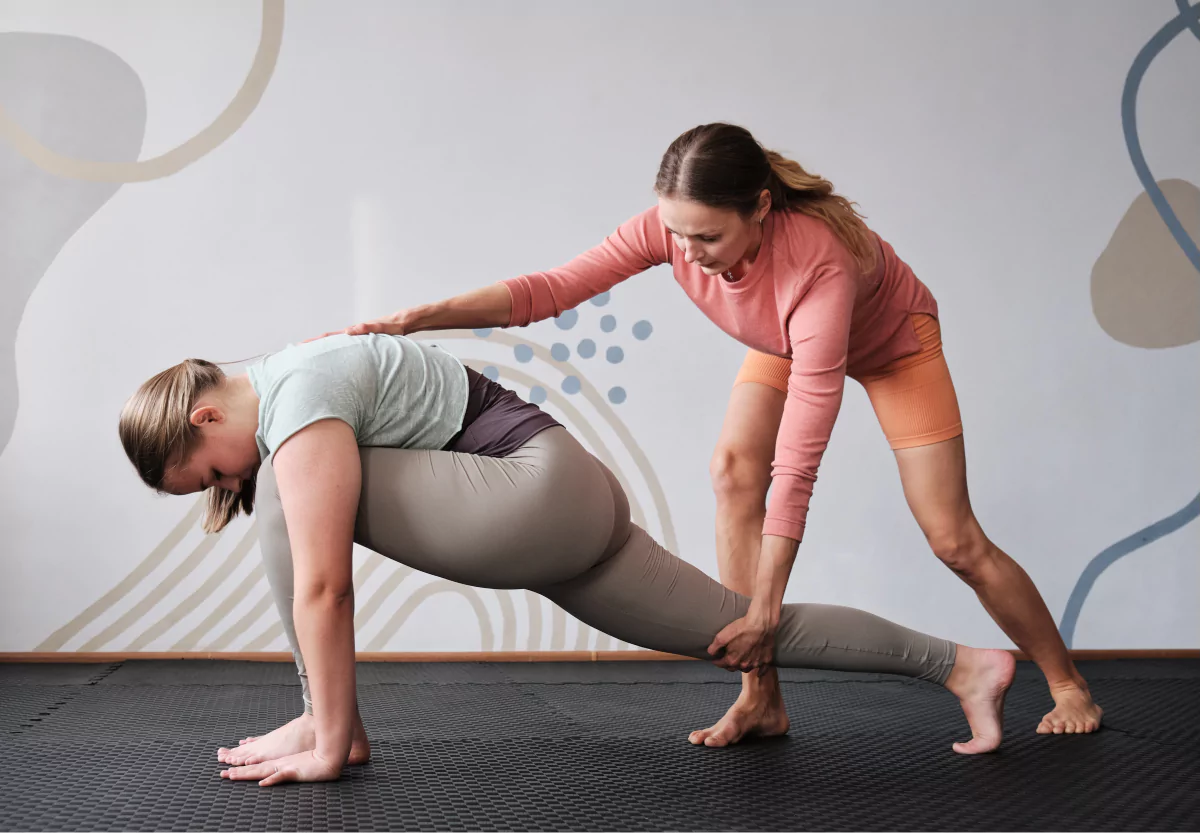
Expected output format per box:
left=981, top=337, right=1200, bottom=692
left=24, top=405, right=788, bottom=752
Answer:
left=0, top=0, right=1196, bottom=653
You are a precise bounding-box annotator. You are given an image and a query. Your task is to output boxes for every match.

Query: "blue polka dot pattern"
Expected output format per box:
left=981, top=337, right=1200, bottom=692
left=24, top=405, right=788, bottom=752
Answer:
left=606, top=346, right=624, bottom=364
left=633, top=320, right=653, bottom=340
left=577, top=339, right=596, bottom=358
left=554, top=310, right=579, bottom=330
left=590, top=292, right=611, bottom=307
left=473, top=328, right=493, bottom=337
left=600, top=315, right=617, bottom=333
left=482, top=366, right=499, bottom=381
left=551, top=343, right=570, bottom=362
left=561, top=376, right=581, bottom=395
left=608, top=386, right=627, bottom=404
left=529, top=385, right=547, bottom=404
left=514, top=344, right=534, bottom=363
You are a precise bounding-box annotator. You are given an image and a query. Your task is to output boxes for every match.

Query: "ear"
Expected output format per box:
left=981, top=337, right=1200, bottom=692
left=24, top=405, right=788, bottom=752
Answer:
left=756, top=188, right=772, bottom=221
left=188, top=404, right=224, bottom=428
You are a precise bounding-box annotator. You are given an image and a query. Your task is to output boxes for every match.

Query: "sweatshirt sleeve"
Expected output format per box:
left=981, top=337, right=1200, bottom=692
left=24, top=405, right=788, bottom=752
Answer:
left=762, top=260, right=857, bottom=542
left=502, top=207, right=671, bottom=327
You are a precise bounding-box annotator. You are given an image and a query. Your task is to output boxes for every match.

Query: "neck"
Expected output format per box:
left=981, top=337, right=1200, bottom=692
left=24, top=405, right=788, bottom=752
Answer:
left=223, top=374, right=260, bottom=421
left=727, top=221, right=765, bottom=281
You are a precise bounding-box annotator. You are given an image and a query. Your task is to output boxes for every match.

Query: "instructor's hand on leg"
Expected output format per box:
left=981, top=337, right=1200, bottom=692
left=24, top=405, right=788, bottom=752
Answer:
left=221, top=749, right=344, bottom=787
left=708, top=611, right=777, bottom=674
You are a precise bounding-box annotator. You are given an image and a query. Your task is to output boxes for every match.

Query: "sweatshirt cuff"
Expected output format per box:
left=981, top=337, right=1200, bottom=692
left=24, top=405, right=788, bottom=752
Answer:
left=762, top=517, right=805, bottom=543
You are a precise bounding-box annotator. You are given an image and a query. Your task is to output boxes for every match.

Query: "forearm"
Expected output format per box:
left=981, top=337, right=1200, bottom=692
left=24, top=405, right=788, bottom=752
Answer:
left=293, top=590, right=357, bottom=763
left=748, top=534, right=801, bottom=624
left=404, top=283, right=513, bottom=333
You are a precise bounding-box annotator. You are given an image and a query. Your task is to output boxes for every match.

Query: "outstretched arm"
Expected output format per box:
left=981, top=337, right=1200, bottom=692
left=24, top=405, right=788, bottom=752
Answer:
left=313, top=207, right=671, bottom=340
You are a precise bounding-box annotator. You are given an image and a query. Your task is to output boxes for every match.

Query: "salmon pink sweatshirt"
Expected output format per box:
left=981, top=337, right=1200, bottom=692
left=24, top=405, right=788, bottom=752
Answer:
left=501, top=206, right=937, bottom=542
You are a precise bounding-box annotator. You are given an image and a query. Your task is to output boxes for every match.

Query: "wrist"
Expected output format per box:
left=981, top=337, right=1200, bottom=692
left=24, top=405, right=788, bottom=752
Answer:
left=747, top=598, right=780, bottom=628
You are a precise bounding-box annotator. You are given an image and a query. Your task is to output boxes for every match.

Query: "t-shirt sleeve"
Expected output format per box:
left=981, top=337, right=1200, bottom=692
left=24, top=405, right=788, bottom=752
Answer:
left=762, top=259, right=857, bottom=542
left=502, top=206, right=672, bottom=327
left=258, top=367, right=366, bottom=459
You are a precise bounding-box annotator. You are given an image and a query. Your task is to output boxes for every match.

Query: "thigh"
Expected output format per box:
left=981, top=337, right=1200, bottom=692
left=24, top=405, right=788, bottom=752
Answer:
left=718, top=350, right=789, bottom=471
left=894, top=435, right=974, bottom=539
left=354, top=427, right=620, bottom=589
left=859, top=314, right=963, bottom=452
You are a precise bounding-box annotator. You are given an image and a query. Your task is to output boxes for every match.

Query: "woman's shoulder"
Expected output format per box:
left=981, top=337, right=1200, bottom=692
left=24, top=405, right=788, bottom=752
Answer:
left=770, top=210, right=861, bottom=274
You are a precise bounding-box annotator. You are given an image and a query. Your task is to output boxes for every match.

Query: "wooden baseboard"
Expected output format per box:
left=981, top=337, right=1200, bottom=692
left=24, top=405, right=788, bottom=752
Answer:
left=0, top=649, right=1195, bottom=664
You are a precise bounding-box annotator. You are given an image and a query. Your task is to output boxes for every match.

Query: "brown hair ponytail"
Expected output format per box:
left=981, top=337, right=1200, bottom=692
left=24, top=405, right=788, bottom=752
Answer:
left=655, top=123, right=877, bottom=273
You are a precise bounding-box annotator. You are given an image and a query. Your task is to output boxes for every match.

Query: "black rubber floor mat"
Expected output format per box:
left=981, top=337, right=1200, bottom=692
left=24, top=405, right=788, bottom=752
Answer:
left=498, top=660, right=893, bottom=685
left=0, top=732, right=1193, bottom=831
left=355, top=662, right=513, bottom=685
left=0, top=663, right=117, bottom=686
left=0, top=661, right=1195, bottom=831
left=0, top=686, right=84, bottom=734
left=8, top=685, right=304, bottom=742
left=99, top=660, right=301, bottom=686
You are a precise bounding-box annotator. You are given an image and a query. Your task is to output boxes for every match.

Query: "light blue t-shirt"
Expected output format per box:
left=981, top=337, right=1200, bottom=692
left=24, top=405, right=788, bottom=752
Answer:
left=246, top=333, right=469, bottom=461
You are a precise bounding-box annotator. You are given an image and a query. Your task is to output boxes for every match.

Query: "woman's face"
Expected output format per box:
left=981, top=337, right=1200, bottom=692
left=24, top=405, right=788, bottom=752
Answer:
left=658, top=196, right=765, bottom=275
left=160, top=404, right=260, bottom=496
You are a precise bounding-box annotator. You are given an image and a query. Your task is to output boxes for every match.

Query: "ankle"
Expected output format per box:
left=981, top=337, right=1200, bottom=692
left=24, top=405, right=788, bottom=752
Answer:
left=740, top=669, right=782, bottom=698
left=1048, top=676, right=1089, bottom=696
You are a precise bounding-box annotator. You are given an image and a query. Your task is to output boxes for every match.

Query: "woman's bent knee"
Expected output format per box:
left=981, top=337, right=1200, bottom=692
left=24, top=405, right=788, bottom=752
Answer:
left=927, top=526, right=994, bottom=583
left=709, top=446, right=771, bottom=509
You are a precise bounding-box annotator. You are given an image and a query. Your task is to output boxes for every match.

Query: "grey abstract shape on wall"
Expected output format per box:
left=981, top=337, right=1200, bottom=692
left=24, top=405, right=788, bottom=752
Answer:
left=0, top=34, right=147, bottom=456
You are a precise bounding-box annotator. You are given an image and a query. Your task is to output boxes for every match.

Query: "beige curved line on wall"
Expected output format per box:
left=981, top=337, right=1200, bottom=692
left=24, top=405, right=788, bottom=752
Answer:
left=551, top=605, right=567, bottom=650
left=229, top=547, right=403, bottom=652
left=366, top=581, right=495, bottom=652
left=524, top=590, right=543, bottom=651
left=211, top=593, right=274, bottom=651
left=415, top=330, right=678, bottom=552
left=497, top=590, right=518, bottom=651
left=36, top=499, right=205, bottom=650
left=127, top=525, right=259, bottom=650
left=0, top=0, right=284, bottom=183
left=355, top=563, right=415, bottom=631
left=172, top=562, right=266, bottom=650
left=78, top=527, right=227, bottom=651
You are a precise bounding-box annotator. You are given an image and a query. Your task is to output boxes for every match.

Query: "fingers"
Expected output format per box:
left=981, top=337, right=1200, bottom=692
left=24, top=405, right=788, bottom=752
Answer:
left=258, top=766, right=291, bottom=787
left=222, top=761, right=275, bottom=781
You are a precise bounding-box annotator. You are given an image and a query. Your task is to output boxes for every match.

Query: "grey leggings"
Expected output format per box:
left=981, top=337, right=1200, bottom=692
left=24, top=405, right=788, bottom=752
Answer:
left=255, top=426, right=956, bottom=712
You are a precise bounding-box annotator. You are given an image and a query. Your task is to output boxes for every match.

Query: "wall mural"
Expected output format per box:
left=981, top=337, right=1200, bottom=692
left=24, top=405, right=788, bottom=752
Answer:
left=1061, top=0, right=1200, bottom=647
left=0, top=1, right=1195, bottom=652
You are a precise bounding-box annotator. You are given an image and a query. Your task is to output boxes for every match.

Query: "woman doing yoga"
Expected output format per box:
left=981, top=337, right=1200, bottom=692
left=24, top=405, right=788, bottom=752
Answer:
left=119, top=332, right=1014, bottom=786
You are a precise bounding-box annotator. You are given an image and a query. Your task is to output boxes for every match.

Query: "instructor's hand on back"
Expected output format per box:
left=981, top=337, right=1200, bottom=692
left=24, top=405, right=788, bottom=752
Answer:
left=306, top=309, right=415, bottom=342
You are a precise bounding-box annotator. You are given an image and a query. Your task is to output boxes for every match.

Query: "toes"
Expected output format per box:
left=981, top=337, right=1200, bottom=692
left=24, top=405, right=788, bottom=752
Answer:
left=704, top=735, right=729, bottom=748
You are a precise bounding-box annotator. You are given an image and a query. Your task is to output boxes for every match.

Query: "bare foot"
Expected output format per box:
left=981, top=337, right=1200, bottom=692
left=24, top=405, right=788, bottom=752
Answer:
left=1037, top=681, right=1103, bottom=735
left=943, top=646, right=1016, bottom=755
left=217, top=713, right=371, bottom=766
left=688, top=668, right=790, bottom=748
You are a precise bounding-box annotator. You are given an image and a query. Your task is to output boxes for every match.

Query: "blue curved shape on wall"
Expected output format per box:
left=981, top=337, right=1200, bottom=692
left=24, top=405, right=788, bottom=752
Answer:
left=1059, top=2, right=1200, bottom=646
